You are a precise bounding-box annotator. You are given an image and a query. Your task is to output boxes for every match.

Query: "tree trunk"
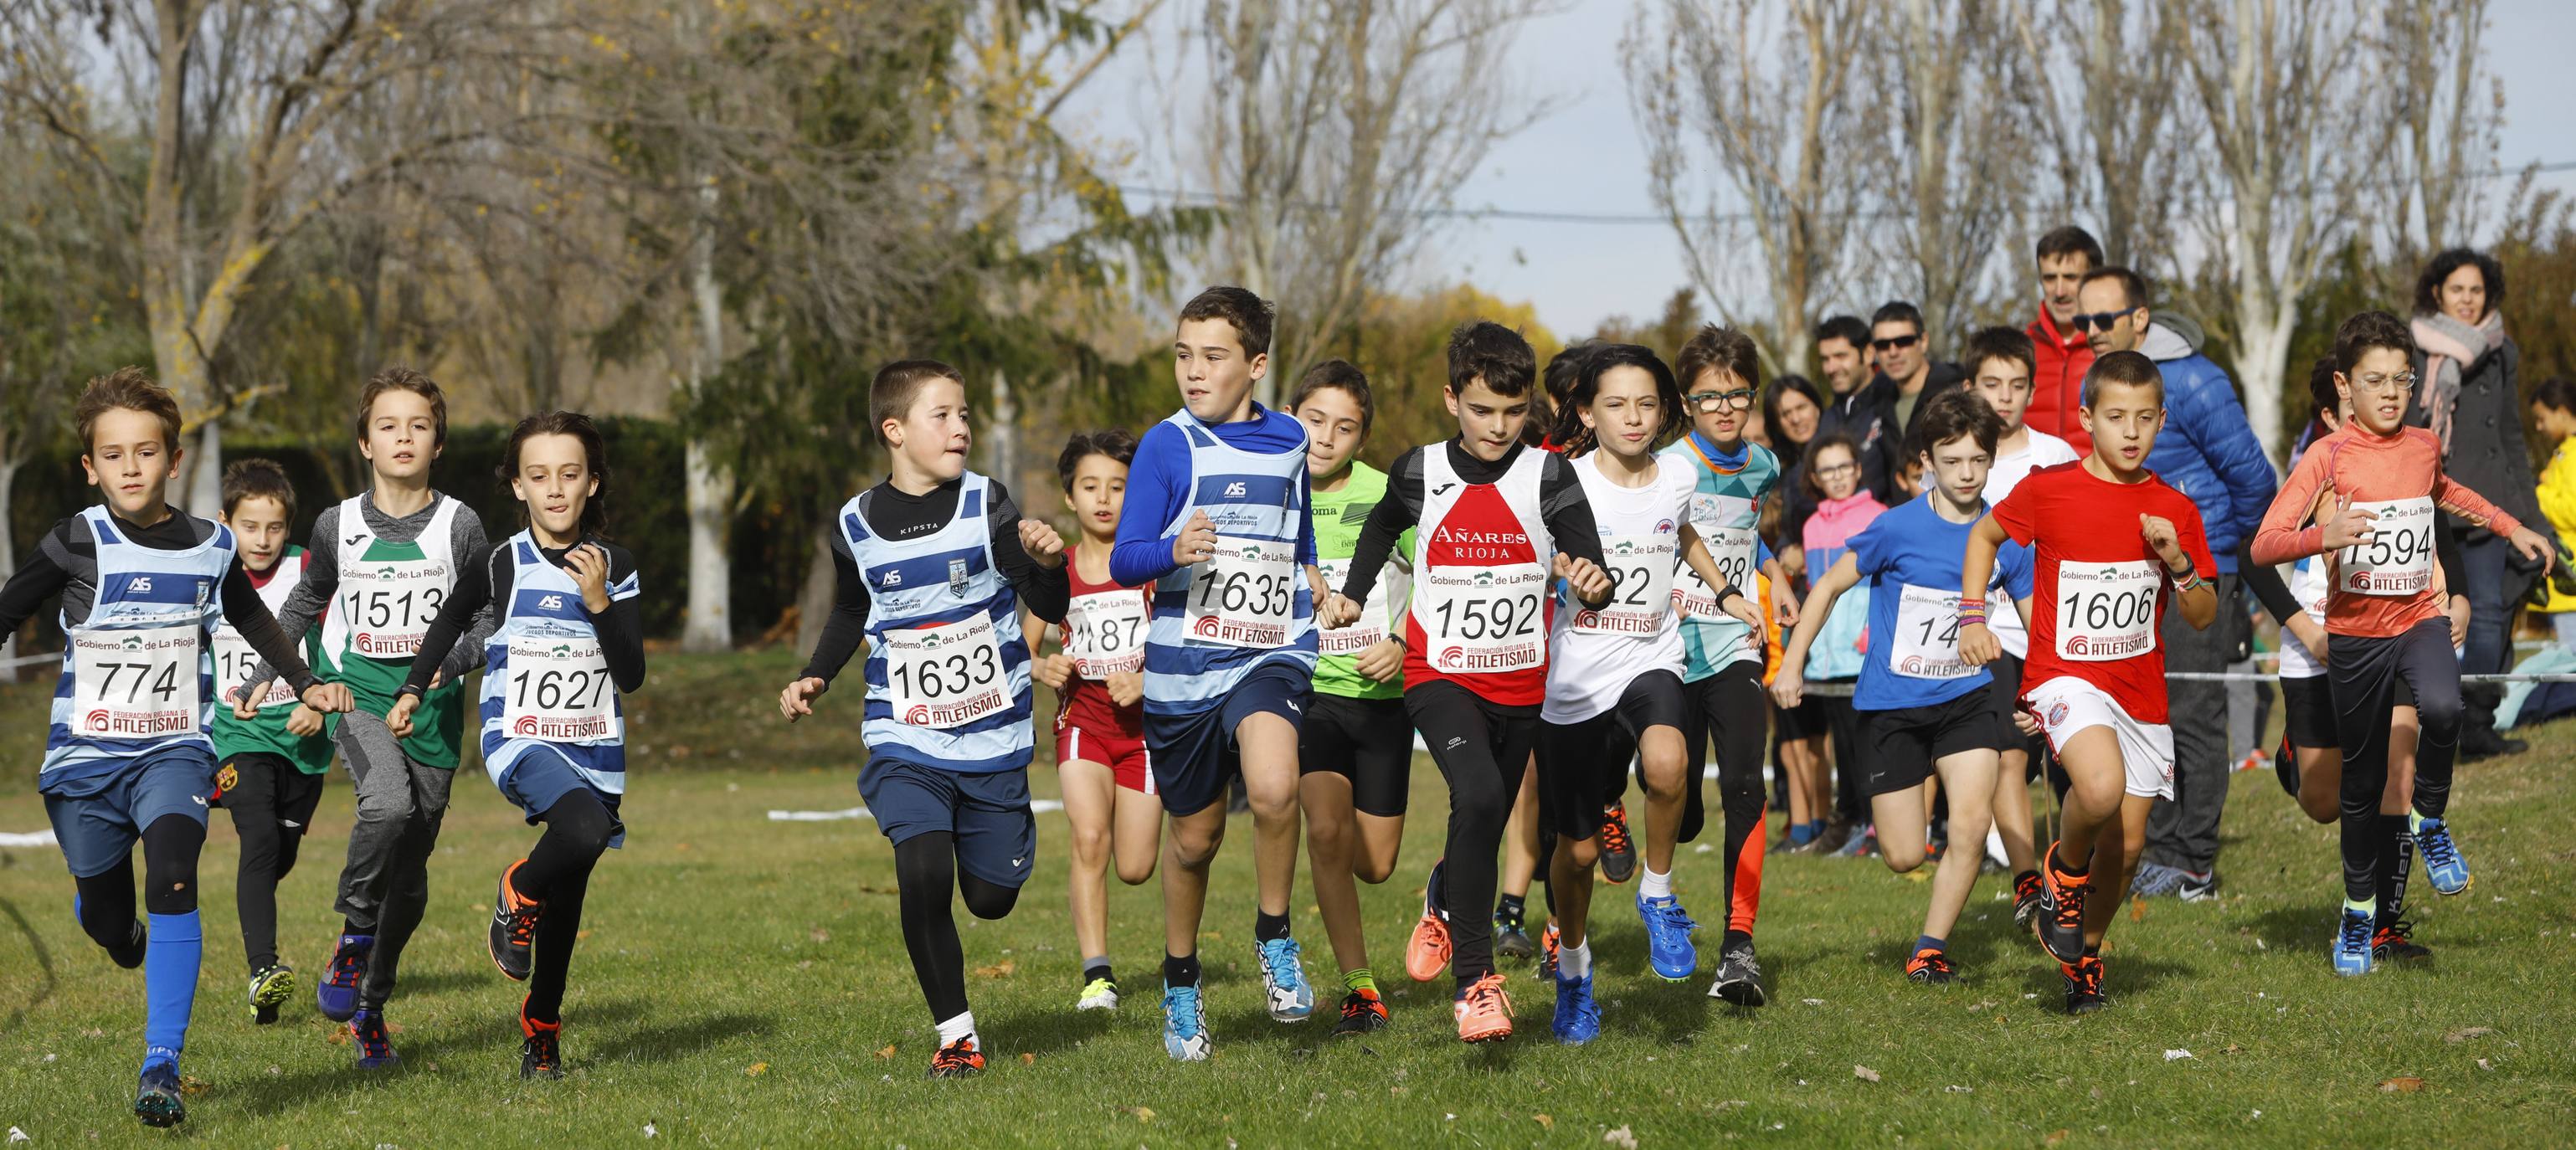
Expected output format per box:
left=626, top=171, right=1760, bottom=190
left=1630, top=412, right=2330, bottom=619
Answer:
left=680, top=182, right=734, bottom=654
left=2233, top=295, right=2295, bottom=468
left=793, top=522, right=836, bottom=658
left=185, top=416, right=224, bottom=514
left=0, top=457, right=18, bottom=684
left=989, top=367, right=1017, bottom=495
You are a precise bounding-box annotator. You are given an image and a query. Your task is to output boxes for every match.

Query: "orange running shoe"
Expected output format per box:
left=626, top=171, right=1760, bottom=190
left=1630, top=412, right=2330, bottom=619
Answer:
left=1406, top=911, right=1453, bottom=983
left=1598, top=803, right=1637, bottom=885
left=2059, top=954, right=2106, bottom=1014
left=1453, top=973, right=1514, bottom=1043
left=1904, top=947, right=1957, bottom=985
left=490, top=859, right=542, bottom=982
left=928, top=1036, right=986, bottom=1078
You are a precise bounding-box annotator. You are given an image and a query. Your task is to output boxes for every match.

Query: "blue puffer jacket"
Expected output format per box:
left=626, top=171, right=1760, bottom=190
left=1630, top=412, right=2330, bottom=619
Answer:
left=2142, top=324, right=2277, bottom=573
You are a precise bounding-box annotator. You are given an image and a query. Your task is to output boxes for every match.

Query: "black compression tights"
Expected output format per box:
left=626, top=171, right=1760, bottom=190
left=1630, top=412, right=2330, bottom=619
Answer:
left=1682, top=665, right=1768, bottom=941
left=75, top=815, right=204, bottom=948
left=892, top=832, right=1021, bottom=1022
left=512, top=790, right=617, bottom=1024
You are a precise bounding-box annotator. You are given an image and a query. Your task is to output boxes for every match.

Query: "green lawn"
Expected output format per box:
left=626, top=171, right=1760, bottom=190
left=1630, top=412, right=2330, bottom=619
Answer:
left=2, top=648, right=2571, bottom=1146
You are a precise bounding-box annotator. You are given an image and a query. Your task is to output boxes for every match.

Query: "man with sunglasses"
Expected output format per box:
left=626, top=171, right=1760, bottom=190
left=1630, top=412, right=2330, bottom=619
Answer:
left=2071, top=265, right=2277, bottom=904
left=1838, top=303, right=1967, bottom=506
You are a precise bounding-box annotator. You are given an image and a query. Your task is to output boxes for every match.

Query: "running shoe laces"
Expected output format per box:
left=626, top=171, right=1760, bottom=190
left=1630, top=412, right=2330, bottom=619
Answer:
left=1165, top=985, right=1205, bottom=1040
left=2338, top=911, right=2375, bottom=956
left=1598, top=806, right=1633, bottom=858
left=1640, top=896, right=1699, bottom=938
left=928, top=1037, right=984, bottom=1076
left=2415, top=824, right=2461, bottom=873
left=1259, top=937, right=1305, bottom=991
left=1907, top=948, right=1956, bottom=979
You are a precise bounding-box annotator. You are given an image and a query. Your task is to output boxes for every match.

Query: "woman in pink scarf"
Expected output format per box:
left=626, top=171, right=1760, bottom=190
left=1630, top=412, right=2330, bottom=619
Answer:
left=2408, top=246, right=2543, bottom=761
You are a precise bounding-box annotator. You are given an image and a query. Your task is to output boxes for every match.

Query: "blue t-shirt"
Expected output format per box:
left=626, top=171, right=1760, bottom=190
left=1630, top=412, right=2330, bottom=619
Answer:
left=1846, top=494, right=2034, bottom=711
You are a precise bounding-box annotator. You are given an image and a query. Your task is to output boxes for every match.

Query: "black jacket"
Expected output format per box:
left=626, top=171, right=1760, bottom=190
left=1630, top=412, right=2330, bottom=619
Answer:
left=2409, top=334, right=2541, bottom=557
left=1818, top=362, right=1967, bottom=504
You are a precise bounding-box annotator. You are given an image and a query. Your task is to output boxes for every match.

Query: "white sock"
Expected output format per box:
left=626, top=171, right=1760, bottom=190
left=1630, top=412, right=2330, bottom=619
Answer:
left=1560, top=940, right=1592, bottom=979
left=1639, top=866, right=1673, bottom=900
left=935, top=1010, right=977, bottom=1047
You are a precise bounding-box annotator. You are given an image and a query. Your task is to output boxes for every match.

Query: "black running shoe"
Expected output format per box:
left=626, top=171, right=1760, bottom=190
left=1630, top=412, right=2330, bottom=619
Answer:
left=1333, top=988, right=1391, bottom=1036
left=490, top=859, right=541, bottom=982
left=1599, top=803, right=1638, bottom=885
left=107, top=918, right=147, bottom=970
left=2372, top=920, right=2433, bottom=963
left=521, top=1012, right=563, bottom=1080
left=1494, top=908, right=1535, bottom=961
left=2037, top=845, right=2091, bottom=964
left=133, top=1061, right=185, bottom=1127
left=2061, top=955, right=2106, bottom=1014
left=1708, top=939, right=1766, bottom=1006
left=928, top=1037, right=985, bottom=1078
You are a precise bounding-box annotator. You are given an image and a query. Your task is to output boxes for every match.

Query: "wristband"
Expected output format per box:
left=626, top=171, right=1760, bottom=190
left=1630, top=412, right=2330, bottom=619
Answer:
left=1715, top=586, right=1746, bottom=613
left=2171, top=567, right=2204, bottom=593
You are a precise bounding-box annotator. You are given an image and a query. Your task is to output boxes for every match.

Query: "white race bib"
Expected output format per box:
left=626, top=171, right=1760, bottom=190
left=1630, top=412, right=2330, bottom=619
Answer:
left=1421, top=562, right=1549, bottom=673
left=1316, top=557, right=1390, bottom=655
left=882, top=613, right=1010, bottom=729
left=1062, top=588, right=1149, bottom=678
left=2054, top=560, right=2160, bottom=662
left=1676, top=526, right=1756, bottom=620
left=69, top=624, right=202, bottom=741
left=500, top=637, right=620, bottom=742
left=346, top=556, right=448, bottom=659
left=1890, top=583, right=1976, bottom=680
left=213, top=627, right=296, bottom=711
left=1184, top=536, right=1298, bottom=648
left=1577, top=533, right=1679, bottom=635
left=2335, top=497, right=2437, bottom=598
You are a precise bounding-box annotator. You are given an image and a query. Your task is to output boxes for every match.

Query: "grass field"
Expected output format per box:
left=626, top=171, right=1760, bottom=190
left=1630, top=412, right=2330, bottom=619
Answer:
left=2, top=647, right=2572, bottom=1147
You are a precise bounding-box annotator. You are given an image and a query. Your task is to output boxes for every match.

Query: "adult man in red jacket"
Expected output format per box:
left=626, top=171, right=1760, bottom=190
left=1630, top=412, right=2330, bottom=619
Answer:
left=2023, top=226, right=2102, bottom=454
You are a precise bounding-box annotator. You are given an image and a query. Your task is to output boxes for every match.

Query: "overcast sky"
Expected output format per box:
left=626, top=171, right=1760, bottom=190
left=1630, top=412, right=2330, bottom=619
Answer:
left=1076, top=0, right=2576, bottom=338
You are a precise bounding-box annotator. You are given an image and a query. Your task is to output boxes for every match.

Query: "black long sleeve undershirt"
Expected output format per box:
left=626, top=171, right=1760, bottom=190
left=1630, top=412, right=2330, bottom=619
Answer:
left=398, top=538, right=646, bottom=698
left=800, top=477, right=1070, bottom=685
left=1337, top=439, right=1612, bottom=608
left=2238, top=498, right=2469, bottom=628
left=0, top=511, right=319, bottom=696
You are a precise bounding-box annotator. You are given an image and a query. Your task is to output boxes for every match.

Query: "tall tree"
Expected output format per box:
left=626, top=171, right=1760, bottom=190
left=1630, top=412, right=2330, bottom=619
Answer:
left=0, top=0, right=562, bottom=504
left=2367, top=0, right=2501, bottom=275
left=1627, top=0, right=1869, bottom=377
left=2173, top=0, right=2383, bottom=462
left=2011, top=0, right=2198, bottom=272
left=1869, top=0, right=2023, bottom=346
left=1186, top=0, right=1550, bottom=403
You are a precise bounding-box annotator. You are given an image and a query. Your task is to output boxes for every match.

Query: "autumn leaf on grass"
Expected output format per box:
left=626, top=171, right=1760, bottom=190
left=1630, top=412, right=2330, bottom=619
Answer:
left=325, top=1028, right=351, bottom=1046
left=810, top=927, right=830, bottom=944
left=2378, top=1076, right=2425, bottom=1093
left=1121, top=1106, right=1155, bottom=1123
left=2129, top=898, right=2146, bottom=922
left=2045, top=1131, right=2070, bottom=1146
left=745, top=1062, right=769, bottom=1077
left=1854, top=1065, right=1882, bottom=1083
left=974, top=959, right=1016, bottom=978
left=1532, top=1114, right=1553, bottom=1131
left=178, top=1076, right=209, bottom=1096
left=874, top=1045, right=897, bottom=1060
left=2443, top=1027, right=2494, bottom=1044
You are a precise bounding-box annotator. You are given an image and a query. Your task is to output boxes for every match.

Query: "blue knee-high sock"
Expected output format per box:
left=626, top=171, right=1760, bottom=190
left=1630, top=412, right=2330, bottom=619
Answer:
left=143, top=911, right=202, bottom=1070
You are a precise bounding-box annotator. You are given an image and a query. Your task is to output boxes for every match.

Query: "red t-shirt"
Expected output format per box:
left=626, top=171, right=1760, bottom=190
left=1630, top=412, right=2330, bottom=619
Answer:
left=1992, top=461, right=2216, bottom=725
left=1053, top=562, right=1149, bottom=737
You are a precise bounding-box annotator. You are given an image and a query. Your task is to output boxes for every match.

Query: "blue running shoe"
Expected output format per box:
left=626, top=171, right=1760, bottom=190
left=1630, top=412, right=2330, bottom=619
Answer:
left=317, top=933, right=372, bottom=1022
left=351, top=1008, right=400, bottom=1069
left=2332, top=906, right=2375, bottom=977
left=1163, top=982, right=1211, bottom=1060
left=133, top=1060, right=184, bottom=1127
left=1551, top=971, right=1601, bottom=1045
left=1256, top=936, right=1314, bottom=1022
left=2128, top=860, right=2188, bottom=898
left=1635, top=893, right=1700, bottom=981
left=2413, top=817, right=2472, bottom=895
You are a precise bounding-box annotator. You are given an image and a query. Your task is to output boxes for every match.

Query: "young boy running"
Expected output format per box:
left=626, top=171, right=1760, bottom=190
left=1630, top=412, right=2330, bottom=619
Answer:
left=205, top=459, right=335, bottom=1025
left=391, top=411, right=647, bottom=1079
left=0, top=369, right=351, bottom=1127
left=1026, top=428, right=1159, bottom=1013
left=1327, top=320, right=1616, bottom=1044
left=1959, top=350, right=2217, bottom=1014
left=779, top=360, right=1069, bottom=1076
left=1962, top=326, right=2080, bottom=929
left=1660, top=325, right=1799, bottom=1005
left=1534, top=344, right=1761, bottom=1042
left=1288, top=360, right=1413, bottom=1035
left=1109, top=286, right=1329, bottom=1060
left=1776, top=389, right=2034, bottom=985
left=2245, top=358, right=2460, bottom=965
left=244, top=367, right=492, bottom=1066
left=2250, top=311, right=2552, bottom=975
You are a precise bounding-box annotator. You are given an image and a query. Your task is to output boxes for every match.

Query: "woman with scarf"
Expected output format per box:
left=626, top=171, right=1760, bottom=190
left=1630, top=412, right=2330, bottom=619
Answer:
left=2406, top=248, right=2545, bottom=760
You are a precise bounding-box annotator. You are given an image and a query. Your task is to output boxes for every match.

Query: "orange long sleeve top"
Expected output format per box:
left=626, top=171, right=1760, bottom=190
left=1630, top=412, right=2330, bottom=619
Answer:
left=2251, top=425, right=2521, bottom=639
